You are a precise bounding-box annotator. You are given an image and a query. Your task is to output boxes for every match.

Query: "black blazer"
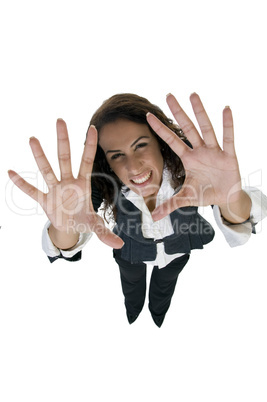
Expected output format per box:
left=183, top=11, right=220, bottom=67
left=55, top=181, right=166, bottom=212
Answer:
left=113, top=192, right=215, bottom=263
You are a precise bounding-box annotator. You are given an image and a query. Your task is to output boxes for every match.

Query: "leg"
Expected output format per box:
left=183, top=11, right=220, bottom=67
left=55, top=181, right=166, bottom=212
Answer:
left=114, top=256, right=147, bottom=324
left=149, top=254, right=190, bottom=327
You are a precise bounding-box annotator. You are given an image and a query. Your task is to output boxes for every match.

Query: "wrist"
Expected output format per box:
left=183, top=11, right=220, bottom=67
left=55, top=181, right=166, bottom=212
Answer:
left=218, top=190, right=252, bottom=224
left=48, top=224, right=80, bottom=250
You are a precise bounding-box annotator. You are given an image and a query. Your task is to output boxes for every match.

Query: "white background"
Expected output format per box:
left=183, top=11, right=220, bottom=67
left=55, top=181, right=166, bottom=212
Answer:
left=1, top=0, right=267, bottom=401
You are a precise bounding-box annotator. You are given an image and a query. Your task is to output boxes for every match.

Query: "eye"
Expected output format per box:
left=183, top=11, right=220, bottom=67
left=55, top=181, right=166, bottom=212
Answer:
left=135, top=142, right=147, bottom=150
left=111, top=153, right=123, bottom=160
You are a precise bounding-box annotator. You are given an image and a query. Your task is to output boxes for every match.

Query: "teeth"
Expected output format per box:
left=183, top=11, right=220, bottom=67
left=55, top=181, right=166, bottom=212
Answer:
left=132, top=171, right=152, bottom=184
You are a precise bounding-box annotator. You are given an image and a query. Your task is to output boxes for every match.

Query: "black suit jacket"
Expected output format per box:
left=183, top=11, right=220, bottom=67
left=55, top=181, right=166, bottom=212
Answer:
left=113, top=192, right=215, bottom=263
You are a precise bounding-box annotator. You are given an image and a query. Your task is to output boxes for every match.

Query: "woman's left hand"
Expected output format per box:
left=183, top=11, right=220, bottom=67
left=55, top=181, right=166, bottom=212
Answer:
left=146, top=93, right=251, bottom=222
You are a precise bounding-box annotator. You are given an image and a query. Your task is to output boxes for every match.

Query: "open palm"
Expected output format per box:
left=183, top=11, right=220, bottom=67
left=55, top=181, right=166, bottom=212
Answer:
left=147, top=93, right=243, bottom=221
left=8, top=119, right=123, bottom=249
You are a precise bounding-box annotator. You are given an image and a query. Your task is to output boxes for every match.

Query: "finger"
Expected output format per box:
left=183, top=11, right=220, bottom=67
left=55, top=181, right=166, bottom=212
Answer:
left=91, top=215, right=124, bottom=249
left=146, top=112, right=189, bottom=158
left=29, top=137, right=58, bottom=187
left=8, top=170, right=44, bottom=205
left=151, top=184, right=198, bottom=221
left=166, top=93, right=203, bottom=148
left=189, top=93, right=220, bottom=148
left=56, top=118, right=73, bottom=180
left=78, top=125, right=97, bottom=180
left=223, top=106, right=236, bottom=156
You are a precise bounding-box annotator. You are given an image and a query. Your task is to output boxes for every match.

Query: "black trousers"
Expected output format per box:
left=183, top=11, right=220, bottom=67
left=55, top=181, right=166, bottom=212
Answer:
left=114, top=253, right=190, bottom=327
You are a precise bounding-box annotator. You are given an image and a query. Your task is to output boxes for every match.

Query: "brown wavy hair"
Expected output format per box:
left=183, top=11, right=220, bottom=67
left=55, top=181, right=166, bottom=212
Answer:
left=89, top=93, right=188, bottom=221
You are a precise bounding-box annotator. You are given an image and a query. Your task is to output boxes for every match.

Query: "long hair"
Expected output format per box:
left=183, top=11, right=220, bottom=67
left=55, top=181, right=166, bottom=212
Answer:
left=89, top=93, right=187, bottom=221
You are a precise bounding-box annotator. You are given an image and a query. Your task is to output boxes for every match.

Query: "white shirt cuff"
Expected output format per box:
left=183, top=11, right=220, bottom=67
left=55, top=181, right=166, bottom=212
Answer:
left=213, top=187, right=267, bottom=247
left=42, top=221, right=92, bottom=258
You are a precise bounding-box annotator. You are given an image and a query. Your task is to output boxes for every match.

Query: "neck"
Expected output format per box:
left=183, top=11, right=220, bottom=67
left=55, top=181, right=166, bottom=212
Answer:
left=144, top=196, right=156, bottom=212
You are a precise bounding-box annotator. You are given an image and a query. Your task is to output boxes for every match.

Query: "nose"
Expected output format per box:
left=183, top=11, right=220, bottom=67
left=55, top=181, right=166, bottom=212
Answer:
left=125, top=154, right=143, bottom=174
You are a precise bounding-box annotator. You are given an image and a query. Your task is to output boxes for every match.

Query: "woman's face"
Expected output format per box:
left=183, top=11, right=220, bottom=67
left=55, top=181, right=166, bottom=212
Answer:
left=98, top=119, right=164, bottom=206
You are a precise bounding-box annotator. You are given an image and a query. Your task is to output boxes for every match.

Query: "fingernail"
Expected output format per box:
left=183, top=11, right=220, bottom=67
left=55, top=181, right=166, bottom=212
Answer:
left=166, top=93, right=172, bottom=98
left=29, top=136, right=36, bottom=142
left=224, top=105, right=231, bottom=109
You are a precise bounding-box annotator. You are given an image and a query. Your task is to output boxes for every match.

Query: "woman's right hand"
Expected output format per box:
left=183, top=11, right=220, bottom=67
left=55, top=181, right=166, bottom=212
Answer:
left=8, top=119, right=124, bottom=249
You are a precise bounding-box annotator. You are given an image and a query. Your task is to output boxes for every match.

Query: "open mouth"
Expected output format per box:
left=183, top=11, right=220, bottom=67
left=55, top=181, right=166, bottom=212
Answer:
left=130, top=170, right=152, bottom=185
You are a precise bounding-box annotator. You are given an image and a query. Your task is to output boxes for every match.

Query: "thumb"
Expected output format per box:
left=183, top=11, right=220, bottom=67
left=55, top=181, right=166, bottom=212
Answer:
left=152, top=186, right=197, bottom=221
left=91, top=215, right=124, bottom=249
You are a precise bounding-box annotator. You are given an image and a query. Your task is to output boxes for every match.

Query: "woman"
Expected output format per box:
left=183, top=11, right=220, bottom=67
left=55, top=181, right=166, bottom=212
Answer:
left=8, top=92, right=267, bottom=327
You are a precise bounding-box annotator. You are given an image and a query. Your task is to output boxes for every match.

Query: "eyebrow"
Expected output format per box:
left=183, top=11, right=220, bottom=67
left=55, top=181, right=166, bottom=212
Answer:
left=105, top=136, right=150, bottom=155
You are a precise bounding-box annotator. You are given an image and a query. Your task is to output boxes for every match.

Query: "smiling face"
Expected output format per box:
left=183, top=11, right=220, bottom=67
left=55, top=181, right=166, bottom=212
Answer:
left=98, top=119, right=164, bottom=209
